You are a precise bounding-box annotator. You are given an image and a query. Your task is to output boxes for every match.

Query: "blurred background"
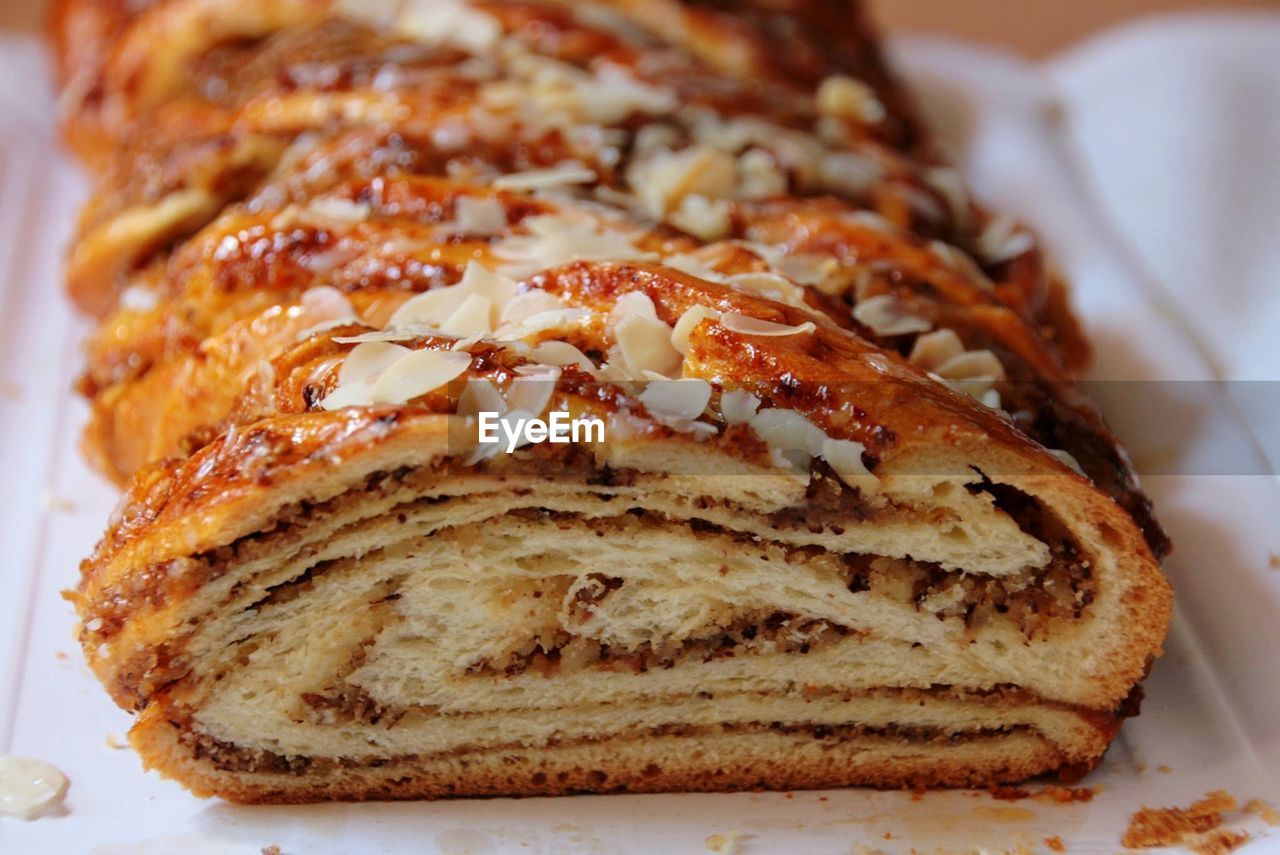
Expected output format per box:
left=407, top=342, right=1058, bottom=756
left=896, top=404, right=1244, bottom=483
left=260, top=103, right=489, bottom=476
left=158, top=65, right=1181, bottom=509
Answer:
left=0, top=0, right=1275, bottom=55
left=870, top=0, right=1277, bottom=56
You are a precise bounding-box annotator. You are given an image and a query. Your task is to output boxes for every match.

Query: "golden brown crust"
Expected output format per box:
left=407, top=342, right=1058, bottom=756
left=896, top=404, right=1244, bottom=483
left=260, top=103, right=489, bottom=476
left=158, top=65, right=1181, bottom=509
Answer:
left=54, top=0, right=1172, bottom=802
left=130, top=706, right=1086, bottom=803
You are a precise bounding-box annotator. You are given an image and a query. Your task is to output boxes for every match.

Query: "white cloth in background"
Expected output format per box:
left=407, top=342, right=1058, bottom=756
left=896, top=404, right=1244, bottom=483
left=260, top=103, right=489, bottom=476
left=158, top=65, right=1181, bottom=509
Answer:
left=1049, top=14, right=1280, bottom=467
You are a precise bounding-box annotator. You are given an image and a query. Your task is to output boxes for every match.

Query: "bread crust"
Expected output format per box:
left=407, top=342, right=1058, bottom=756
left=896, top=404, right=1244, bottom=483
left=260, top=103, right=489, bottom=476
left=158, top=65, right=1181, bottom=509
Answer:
left=131, top=706, right=1079, bottom=803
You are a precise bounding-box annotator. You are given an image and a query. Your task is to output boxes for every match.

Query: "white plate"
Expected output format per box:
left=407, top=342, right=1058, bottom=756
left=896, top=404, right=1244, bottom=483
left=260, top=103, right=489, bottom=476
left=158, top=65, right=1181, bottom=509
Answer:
left=2, top=32, right=1278, bottom=854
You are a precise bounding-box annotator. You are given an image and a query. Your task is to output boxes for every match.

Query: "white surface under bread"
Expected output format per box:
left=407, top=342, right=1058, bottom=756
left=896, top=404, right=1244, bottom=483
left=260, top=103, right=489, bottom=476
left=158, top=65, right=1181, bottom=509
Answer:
left=2, top=18, right=1280, bottom=852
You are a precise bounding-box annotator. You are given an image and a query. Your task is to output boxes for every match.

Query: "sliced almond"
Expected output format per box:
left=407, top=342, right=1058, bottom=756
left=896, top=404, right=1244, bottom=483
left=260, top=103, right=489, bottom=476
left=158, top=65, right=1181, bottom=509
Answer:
left=440, top=292, right=495, bottom=336
left=389, top=285, right=471, bottom=329
left=719, top=389, right=761, bottom=425
left=492, top=161, right=597, bottom=192
left=504, top=372, right=559, bottom=418
left=851, top=294, right=932, bottom=336
left=499, top=289, right=566, bottom=326
left=750, top=408, right=826, bottom=460
left=528, top=340, right=595, bottom=370
left=615, top=313, right=682, bottom=378
left=1048, top=448, right=1087, bottom=477
left=639, top=378, right=713, bottom=427
left=720, top=312, right=816, bottom=337
left=822, top=437, right=877, bottom=489
left=0, top=755, right=69, bottom=819
left=815, top=74, right=887, bottom=123
left=369, top=349, right=472, bottom=405
left=668, top=193, right=731, bottom=241
left=671, top=305, right=720, bottom=355
left=663, top=252, right=726, bottom=283
left=724, top=272, right=806, bottom=307
left=908, top=329, right=966, bottom=371
left=934, top=349, right=1005, bottom=381
left=457, top=378, right=507, bottom=418
left=337, top=341, right=413, bottom=387
left=448, top=196, right=508, bottom=236
left=493, top=214, right=658, bottom=278
left=609, top=291, right=659, bottom=324
left=394, top=0, right=502, bottom=53
left=497, top=308, right=592, bottom=340
left=737, top=148, right=787, bottom=199
left=303, top=197, right=371, bottom=227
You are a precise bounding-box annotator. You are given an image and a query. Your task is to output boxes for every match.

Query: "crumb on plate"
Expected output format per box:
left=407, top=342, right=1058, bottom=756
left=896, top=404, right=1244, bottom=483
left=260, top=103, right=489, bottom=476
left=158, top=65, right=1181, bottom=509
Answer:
left=1244, top=798, right=1280, bottom=827
left=704, top=831, right=746, bottom=853
left=1122, top=790, right=1252, bottom=854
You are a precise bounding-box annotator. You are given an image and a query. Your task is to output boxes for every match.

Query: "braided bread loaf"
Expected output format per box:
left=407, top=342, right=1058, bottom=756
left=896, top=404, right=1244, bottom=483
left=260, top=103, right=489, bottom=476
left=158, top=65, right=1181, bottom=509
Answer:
left=54, top=0, right=1171, bottom=802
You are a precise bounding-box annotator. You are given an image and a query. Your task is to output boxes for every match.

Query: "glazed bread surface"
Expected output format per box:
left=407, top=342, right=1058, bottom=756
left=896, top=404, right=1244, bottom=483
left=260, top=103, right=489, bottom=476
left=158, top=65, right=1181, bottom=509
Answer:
left=55, top=0, right=1171, bottom=802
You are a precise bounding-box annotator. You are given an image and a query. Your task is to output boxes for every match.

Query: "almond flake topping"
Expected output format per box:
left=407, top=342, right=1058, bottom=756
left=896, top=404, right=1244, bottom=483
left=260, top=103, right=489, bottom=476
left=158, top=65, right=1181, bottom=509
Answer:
left=319, top=341, right=411, bottom=410
left=393, top=0, right=503, bottom=54
left=295, top=286, right=360, bottom=339
left=457, top=378, right=507, bottom=418
left=301, top=197, right=372, bottom=228
left=0, top=755, right=69, bottom=820
left=446, top=196, right=509, bottom=236
left=671, top=305, right=720, bottom=355
left=492, top=161, right=598, bottom=192
left=720, top=312, right=816, bottom=337
left=368, top=349, right=472, bottom=406
left=724, top=272, right=808, bottom=308
left=388, top=262, right=518, bottom=334
left=974, top=214, right=1035, bottom=264
left=822, top=437, right=875, bottom=487
left=119, top=284, right=160, bottom=313
left=614, top=313, right=682, bottom=379
left=1048, top=449, right=1087, bottom=477
left=851, top=294, right=932, bottom=336
left=627, top=145, right=738, bottom=219
left=492, top=214, right=658, bottom=278
left=639, top=378, right=713, bottom=429
left=720, top=389, right=761, bottom=425
left=528, top=340, right=596, bottom=371
left=668, top=194, right=732, bottom=242
left=909, top=329, right=1005, bottom=408
left=816, top=75, right=888, bottom=124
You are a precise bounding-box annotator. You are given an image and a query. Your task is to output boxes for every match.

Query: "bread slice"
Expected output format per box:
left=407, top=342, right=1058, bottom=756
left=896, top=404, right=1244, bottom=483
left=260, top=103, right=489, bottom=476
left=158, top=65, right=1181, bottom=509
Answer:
left=55, top=0, right=1171, bottom=802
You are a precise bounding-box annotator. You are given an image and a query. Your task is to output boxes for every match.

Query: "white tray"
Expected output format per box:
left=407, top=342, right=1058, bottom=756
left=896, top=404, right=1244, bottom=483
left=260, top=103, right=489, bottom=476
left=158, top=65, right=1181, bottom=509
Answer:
left=2, top=31, right=1278, bottom=854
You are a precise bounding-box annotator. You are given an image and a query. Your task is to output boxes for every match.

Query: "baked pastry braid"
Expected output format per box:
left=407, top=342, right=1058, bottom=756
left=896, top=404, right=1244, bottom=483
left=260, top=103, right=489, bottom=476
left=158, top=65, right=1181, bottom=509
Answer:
left=54, top=0, right=1172, bottom=802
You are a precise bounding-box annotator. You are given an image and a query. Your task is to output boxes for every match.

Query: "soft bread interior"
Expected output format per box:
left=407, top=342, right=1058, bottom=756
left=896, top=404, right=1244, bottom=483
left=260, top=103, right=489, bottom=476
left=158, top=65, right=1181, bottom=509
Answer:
left=100, top=435, right=1149, bottom=796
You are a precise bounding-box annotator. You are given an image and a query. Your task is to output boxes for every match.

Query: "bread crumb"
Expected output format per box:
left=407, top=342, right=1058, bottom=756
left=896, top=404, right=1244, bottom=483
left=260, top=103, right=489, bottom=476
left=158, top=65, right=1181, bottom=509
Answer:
left=1269, top=552, right=1280, bottom=569
left=1192, top=830, right=1251, bottom=855
left=704, top=832, right=746, bottom=853
left=39, top=491, right=76, bottom=513
left=1043, top=836, right=1065, bottom=852
left=1157, top=764, right=1173, bottom=773
left=1122, top=790, right=1251, bottom=853
left=1244, top=798, right=1280, bottom=826
left=261, top=846, right=281, bottom=855
left=1035, top=785, right=1095, bottom=804
left=104, top=733, right=128, bottom=750
left=988, top=784, right=1093, bottom=803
